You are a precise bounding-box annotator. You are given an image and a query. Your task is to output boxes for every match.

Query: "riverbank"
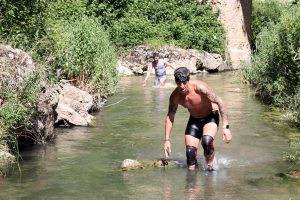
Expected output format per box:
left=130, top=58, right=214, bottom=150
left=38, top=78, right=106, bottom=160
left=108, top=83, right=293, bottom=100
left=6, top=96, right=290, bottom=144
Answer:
left=262, top=107, right=300, bottom=174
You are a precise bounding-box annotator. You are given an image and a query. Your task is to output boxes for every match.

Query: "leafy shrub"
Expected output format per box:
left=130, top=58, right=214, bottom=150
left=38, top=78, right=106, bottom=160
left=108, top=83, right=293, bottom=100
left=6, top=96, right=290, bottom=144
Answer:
left=0, top=74, right=40, bottom=132
left=49, top=15, right=118, bottom=96
left=244, top=5, right=300, bottom=123
left=89, top=0, right=224, bottom=54
left=251, top=0, right=283, bottom=49
left=46, top=0, right=87, bottom=22
left=0, top=0, right=47, bottom=50
left=283, top=140, right=300, bottom=164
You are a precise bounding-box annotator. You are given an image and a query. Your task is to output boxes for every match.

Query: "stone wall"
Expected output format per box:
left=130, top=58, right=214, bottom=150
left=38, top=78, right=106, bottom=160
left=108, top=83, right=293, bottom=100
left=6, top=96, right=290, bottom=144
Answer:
left=210, top=0, right=252, bottom=69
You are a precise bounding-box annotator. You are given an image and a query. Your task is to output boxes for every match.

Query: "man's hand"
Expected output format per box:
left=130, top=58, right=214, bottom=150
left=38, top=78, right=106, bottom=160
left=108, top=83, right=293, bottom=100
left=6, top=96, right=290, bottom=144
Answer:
left=143, top=79, right=147, bottom=86
left=163, top=140, right=171, bottom=158
left=222, top=129, right=232, bottom=143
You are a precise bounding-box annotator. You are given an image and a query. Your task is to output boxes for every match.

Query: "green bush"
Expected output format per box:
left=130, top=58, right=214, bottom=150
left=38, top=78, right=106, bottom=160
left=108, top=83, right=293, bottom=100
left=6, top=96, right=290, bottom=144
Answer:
left=0, top=74, right=40, bottom=132
left=244, top=5, right=300, bottom=123
left=0, top=0, right=47, bottom=50
left=89, top=0, right=224, bottom=54
left=283, top=140, right=300, bottom=164
left=46, top=0, right=87, bottom=22
left=49, top=15, right=118, bottom=96
left=251, top=0, right=283, bottom=49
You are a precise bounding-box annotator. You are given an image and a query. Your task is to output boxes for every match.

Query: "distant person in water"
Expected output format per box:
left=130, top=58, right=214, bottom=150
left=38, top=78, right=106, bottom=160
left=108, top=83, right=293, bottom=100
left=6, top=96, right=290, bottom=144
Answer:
left=143, top=53, right=175, bottom=87
left=163, top=67, right=232, bottom=170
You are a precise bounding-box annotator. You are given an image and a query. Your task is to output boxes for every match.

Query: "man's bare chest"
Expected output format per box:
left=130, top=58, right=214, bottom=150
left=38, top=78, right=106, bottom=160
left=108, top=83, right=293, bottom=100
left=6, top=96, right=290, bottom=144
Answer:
left=179, top=93, right=204, bottom=109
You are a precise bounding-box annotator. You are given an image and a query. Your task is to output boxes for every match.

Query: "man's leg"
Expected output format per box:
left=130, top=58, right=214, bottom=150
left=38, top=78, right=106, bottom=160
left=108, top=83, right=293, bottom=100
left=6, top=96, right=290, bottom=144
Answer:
left=185, top=135, right=200, bottom=170
left=154, top=77, right=160, bottom=86
left=202, top=122, right=218, bottom=170
left=159, top=75, right=167, bottom=87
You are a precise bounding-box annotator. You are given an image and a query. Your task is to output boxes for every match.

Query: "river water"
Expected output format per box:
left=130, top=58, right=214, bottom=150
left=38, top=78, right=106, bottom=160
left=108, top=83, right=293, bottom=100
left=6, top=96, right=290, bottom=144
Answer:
left=0, top=72, right=299, bottom=200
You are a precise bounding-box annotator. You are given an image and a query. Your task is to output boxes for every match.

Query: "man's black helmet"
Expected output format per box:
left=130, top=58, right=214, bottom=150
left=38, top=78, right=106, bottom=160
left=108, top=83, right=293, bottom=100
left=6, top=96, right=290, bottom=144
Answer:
left=174, top=67, right=190, bottom=83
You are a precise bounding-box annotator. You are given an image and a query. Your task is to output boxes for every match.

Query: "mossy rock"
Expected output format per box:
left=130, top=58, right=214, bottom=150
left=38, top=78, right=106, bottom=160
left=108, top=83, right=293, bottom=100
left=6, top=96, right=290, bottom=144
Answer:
left=121, top=159, right=176, bottom=171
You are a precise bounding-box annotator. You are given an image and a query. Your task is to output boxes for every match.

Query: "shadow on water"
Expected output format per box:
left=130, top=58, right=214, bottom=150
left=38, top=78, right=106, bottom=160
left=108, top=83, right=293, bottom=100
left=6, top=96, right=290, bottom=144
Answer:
left=0, top=72, right=299, bottom=199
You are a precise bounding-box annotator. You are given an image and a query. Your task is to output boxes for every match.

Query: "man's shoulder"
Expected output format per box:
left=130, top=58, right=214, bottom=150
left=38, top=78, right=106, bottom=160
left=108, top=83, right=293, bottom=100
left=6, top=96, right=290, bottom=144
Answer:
left=190, top=79, right=206, bottom=84
left=191, top=80, right=209, bottom=86
left=170, top=88, right=181, bottom=100
left=170, top=88, right=178, bottom=97
left=189, top=80, right=209, bottom=92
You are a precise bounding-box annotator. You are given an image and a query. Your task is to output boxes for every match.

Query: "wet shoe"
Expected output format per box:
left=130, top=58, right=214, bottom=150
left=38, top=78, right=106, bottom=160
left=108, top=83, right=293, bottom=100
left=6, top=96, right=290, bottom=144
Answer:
left=207, top=164, right=214, bottom=171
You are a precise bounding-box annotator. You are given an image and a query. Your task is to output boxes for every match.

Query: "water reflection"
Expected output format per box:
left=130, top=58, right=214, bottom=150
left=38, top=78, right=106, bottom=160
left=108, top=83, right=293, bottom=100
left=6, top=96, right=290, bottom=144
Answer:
left=143, top=87, right=167, bottom=112
left=184, top=170, right=201, bottom=200
left=154, top=88, right=166, bottom=112
left=159, top=168, right=219, bottom=200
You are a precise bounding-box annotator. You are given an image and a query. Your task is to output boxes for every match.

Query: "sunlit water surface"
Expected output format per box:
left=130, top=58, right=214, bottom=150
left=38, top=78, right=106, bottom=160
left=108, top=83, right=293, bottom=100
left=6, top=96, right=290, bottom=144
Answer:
left=0, top=72, right=299, bottom=200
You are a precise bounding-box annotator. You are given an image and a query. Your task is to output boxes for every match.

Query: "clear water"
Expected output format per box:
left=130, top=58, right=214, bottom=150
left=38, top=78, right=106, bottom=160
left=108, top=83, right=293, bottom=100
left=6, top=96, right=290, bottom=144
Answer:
left=0, top=72, right=299, bottom=200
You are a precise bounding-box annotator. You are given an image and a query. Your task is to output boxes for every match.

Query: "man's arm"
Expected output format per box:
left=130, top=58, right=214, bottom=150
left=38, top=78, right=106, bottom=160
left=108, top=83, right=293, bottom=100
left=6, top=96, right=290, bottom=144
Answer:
left=163, top=60, right=176, bottom=69
left=199, top=84, right=228, bottom=125
left=164, top=96, right=178, bottom=157
left=143, top=64, right=153, bottom=86
left=199, top=84, right=232, bottom=143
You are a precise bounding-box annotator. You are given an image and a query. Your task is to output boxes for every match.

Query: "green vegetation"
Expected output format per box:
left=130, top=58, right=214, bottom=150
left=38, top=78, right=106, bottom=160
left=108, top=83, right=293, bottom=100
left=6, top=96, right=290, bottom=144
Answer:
left=0, top=0, right=47, bottom=50
left=0, top=71, right=41, bottom=175
left=251, top=0, right=283, bottom=49
left=48, top=15, right=118, bottom=95
left=0, top=74, right=40, bottom=132
left=88, top=0, right=225, bottom=54
left=245, top=2, right=300, bottom=123
left=245, top=0, right=300, bottom=165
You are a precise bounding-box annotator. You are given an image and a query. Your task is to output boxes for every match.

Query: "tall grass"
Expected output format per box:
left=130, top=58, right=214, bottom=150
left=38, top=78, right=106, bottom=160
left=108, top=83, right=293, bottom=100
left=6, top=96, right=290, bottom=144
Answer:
left=48, top=15, right=118, bottom=96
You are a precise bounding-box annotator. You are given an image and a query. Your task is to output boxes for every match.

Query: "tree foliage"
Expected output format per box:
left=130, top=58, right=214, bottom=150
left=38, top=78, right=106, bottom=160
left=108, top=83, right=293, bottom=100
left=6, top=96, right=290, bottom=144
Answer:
left=49, top=15, right=118, bottom=96
left=0, top=0, right=48, bottom=49
left=88, top=0, right=225, bottom=54
left=245, top=4, right=300, bottom=123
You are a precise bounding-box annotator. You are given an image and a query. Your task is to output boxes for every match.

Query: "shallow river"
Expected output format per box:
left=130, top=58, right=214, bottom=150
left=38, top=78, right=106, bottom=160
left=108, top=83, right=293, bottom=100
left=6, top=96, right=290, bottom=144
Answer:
left=0, top=72, right=299, bottom=200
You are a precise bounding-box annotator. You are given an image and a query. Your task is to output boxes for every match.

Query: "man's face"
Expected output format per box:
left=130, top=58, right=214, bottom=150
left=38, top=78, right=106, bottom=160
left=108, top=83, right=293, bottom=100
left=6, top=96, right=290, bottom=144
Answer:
left=176, top=81, right=188, bottom=93
left=154, top=56, right=159, bottom=62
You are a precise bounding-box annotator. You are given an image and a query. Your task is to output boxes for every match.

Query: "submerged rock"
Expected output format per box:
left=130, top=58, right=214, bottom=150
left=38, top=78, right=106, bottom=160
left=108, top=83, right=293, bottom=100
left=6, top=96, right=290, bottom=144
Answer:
left=121, top=159, right=176, bottom=171
left=121, top=159, right=142, bottom=170
left=52, top=83, right=95, bottom=126
left=0, top=148, right=15, bottom=176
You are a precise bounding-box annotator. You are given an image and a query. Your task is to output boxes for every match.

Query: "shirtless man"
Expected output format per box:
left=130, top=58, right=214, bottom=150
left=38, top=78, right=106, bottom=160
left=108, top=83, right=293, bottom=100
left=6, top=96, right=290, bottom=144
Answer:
left=143, top=53, right=175, bottom=87
left=163, top=67, right=232, bottom=170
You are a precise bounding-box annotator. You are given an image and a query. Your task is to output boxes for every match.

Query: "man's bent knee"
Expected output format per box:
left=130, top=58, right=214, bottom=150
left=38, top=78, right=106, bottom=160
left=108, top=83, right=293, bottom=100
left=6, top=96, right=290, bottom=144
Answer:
left=201, top=135, right=214, bottom=156
left=186, top=145, right=197, bottom=166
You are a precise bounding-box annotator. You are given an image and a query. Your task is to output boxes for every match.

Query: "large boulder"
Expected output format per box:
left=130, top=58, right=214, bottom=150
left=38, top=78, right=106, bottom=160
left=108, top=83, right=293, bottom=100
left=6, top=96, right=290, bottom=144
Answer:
left=117, top=45, right=226, bottom=76
left=52, top=82, right=95, bottom=126
left=0, top=45, right=35, bottom=86
left=0, top=45, right=55, bottom=144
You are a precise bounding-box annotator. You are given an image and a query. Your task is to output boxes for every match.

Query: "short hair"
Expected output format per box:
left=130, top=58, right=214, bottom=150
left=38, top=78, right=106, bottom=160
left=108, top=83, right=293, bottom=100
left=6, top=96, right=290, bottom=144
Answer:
left=152, top=52, right=159, bottom=58
left=174, top=67, right=190, bottom=83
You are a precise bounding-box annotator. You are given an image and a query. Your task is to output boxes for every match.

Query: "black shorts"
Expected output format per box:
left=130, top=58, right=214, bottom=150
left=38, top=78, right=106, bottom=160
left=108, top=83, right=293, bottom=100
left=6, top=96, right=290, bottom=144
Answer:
left=185, top=111, right=219, bottom=139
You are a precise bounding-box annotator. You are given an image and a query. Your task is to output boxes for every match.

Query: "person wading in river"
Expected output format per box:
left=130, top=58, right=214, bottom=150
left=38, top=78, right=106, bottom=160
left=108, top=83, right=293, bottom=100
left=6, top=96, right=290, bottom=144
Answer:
left=143, top=53, right=175, bottom=87
left=163, top=67, right=232, bottom=170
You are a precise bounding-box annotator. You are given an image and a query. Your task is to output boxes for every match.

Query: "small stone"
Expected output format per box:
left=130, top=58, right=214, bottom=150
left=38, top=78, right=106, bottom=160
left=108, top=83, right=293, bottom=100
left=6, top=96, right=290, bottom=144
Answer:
left=121, top=159, right=142, bottom=170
